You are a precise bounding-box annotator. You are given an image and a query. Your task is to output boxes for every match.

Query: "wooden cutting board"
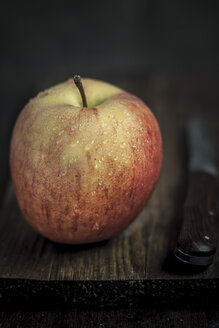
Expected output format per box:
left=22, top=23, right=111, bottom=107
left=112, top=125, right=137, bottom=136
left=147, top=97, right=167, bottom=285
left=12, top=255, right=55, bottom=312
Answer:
left=0, top=75, right=219, bottom=308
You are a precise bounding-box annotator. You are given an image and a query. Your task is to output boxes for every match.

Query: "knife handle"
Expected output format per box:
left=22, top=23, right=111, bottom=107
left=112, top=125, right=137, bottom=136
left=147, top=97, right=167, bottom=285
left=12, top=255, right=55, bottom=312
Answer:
left=175, top=171, right=218, bottom=266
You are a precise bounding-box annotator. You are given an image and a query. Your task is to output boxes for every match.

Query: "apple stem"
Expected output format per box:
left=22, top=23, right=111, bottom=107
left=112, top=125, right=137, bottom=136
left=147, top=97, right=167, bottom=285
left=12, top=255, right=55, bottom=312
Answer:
left=73, top=75, right=88, bottom=108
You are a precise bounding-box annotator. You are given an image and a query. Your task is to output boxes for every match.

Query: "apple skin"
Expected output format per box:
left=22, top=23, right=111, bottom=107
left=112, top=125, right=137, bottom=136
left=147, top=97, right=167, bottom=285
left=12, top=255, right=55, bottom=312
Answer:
left=10, top=78, right=162, bottom=244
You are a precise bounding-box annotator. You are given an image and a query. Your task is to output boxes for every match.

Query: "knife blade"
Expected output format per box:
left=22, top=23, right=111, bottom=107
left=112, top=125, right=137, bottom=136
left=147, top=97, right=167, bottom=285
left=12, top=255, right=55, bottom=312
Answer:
left=174, top=117, right=218, bottom=267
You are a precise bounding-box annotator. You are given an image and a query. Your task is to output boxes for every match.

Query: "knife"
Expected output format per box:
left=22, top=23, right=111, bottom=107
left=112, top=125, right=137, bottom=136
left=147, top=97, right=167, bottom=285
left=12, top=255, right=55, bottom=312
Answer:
left=174, top=117, right=218, bottom=266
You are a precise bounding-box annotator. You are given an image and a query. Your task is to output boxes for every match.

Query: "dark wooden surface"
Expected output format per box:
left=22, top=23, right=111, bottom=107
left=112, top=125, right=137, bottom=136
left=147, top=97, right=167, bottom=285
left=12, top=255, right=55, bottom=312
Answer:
left=1, top=308, right=219, bottom=328
left=1, top=75, right=219, bottom=325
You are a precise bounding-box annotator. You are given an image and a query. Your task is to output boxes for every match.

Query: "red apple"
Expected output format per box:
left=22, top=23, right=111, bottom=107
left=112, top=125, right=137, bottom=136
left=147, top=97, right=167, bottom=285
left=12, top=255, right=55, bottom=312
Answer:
left=10, top=76, right=162, bottom=244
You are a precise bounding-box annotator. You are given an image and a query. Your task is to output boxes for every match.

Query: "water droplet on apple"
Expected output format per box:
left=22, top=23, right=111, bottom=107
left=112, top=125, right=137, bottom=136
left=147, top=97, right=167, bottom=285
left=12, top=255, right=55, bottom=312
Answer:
left=114, top=157, right=118, bottom=161
left=120, top=142, right=126, bottom=149
left=91, top=140, right=94, bottom=144
left=84, top=145, right=91, bottom=151
left=59, top=130, right=64, bottom=136
left=92, top=222, right=100, bottom=230
left=73, top=204, right=79, bottom=213
left=61, top=169, right=67, bottom=176
left=76, top=140, right=79, bottom=144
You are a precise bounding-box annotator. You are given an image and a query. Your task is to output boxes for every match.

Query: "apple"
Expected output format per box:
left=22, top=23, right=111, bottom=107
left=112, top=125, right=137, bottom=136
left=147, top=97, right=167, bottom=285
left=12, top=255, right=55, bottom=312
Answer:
left=10, top=76, right=162, bottom=244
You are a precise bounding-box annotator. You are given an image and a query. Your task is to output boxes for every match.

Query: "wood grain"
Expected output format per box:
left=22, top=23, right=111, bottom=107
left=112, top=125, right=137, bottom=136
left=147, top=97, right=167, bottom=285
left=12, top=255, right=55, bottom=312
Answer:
left=0, top=75, right=219, bottom=308
left=0, top=308, right=211, bottom=328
